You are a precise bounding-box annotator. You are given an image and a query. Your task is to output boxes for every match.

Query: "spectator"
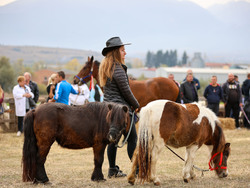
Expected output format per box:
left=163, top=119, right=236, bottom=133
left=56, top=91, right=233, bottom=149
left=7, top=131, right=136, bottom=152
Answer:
left=234, top=75, right=239, bottom=84
left=183, top=69, right=200, bottom=90
left=24, top=72, right=39, bottom=108
left=69, top=83, right=90, bottom=106
left=168, top=73, right=181, bottom=103
left=46, top=73, right=58, bottom=102
left=241, top=73, right=250, bottom=129
left=0, top=85, right=4, bottom=115
left=89, top=83, right=104, bottom=102
left=13, top=76, right=34, bottom=136
left=99, top=36, right=140, bottom=178
left=48, top=71, right=79, bottom=105
left=222, top=73, right=243, bottom=129
left=203, top=76, right=224, bottom=115
left=180, top=73, right=198, bottom=103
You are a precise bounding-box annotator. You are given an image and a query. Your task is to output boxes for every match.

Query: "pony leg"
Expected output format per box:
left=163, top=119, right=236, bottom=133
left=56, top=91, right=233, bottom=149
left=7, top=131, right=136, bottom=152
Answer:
left=91, top=144, right=106, bottom=181
left=34, top=143, right=53, bottom=184
left=150, top=143, right=162, bottom=186
left=183, top=145, right=198, bottom=183
left=128, top=147, right=138, bottom=185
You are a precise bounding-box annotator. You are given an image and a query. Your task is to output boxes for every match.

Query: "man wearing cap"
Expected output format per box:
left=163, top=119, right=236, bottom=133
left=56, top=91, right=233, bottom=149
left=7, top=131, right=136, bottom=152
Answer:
left=99, top=37, right=140, bottom=178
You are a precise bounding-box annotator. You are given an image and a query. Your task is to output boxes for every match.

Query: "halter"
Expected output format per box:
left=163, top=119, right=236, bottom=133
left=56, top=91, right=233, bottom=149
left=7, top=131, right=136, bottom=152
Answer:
left=75, top=71, right=92, bottom=84
left=208, top=152, right=227, bottom=171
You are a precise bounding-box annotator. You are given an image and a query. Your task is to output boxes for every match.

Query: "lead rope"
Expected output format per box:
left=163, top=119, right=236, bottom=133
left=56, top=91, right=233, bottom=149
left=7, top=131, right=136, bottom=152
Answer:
left=116, top=112, right=135, bottom=148
left=165, top=145, right=209, bottom=177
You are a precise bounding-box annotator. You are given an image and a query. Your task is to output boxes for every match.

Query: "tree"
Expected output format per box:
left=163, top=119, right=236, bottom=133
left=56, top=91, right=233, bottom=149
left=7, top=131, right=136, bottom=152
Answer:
left=155, top=50, right=163, bottom=68
left=145, top=51, right=153, bottom=68
left=132, top=58, right=143, bottom=68
left=182, top=51, right=188, bottom=66
left=0, top=56, right=15, bottom=92
left=64, top=58, right=81, bottom=72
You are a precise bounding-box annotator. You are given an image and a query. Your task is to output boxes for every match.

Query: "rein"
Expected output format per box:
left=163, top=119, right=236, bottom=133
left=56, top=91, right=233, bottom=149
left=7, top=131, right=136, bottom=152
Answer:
left=165, top=146, right=227, bottom=176
left=115, top=111, right=135, bottom=148
left=75, top=71, right=92, bottom=84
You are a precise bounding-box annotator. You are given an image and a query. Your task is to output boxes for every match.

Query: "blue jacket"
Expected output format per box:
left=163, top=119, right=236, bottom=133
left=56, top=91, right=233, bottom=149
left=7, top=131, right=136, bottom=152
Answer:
left=242, top=79, right=250, bottom=101
left=204, top=84, right=223, bottom=104
left=54, top=80, right=78, bottom=105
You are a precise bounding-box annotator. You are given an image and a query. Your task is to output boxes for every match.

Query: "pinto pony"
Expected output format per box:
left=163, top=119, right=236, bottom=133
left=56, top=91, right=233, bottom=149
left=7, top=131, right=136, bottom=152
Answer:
left=22, top=102, right=130, bottom=183
left=74, top=57, right=179, bottom=108
left=128, top=100, right=231, bottom=186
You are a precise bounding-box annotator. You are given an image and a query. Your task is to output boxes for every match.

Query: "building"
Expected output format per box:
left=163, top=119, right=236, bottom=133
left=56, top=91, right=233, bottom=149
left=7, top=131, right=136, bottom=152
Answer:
left=156, top=67, right=249, bottom=84
left=190, top=52, right=205, bottom=68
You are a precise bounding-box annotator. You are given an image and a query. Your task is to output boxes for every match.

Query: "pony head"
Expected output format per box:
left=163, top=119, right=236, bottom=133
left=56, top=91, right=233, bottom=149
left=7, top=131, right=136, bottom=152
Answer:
left=73, top=56, right=94, bottom=85
left=209, top=142, right=231, bottom=178
left=106, top=103, right=130, bottom=144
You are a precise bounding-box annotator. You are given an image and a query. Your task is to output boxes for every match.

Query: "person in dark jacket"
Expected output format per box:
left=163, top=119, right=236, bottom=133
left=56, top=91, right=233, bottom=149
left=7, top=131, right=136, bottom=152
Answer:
left=180, top=73, right=198, bottom=103
left=222, top=73, right=243, bottom=129
left=99, top=37, right=140, bottom=178
left=204, top=76, right=223, bottom=115
left=24, top=72, right=39, bottom=107
left=241, top=73, right=250, bottom=129
left=183, top=69, right=200, bottom=90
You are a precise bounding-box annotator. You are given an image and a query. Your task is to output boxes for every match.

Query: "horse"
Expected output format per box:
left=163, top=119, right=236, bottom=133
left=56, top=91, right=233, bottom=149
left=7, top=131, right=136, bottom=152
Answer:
left=74, top=56, right=180, bottom=109
left=127, top=100, right=231, bottom=186
left=22, top=102, right=130, bottom=183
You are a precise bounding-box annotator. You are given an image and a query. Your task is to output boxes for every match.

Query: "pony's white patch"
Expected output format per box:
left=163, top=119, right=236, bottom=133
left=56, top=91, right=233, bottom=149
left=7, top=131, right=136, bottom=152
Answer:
left=192, top=102, right=219, bottom=134
left=181, top=104, right=187, bottom=109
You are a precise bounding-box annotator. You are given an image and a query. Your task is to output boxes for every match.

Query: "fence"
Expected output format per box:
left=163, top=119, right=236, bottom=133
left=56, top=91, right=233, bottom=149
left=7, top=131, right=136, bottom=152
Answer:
left=0, top=97, right=46, bottom=132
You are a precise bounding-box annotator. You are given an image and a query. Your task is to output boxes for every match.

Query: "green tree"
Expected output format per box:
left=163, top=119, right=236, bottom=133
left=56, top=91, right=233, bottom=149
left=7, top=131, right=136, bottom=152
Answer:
left=182, top=51, right=188, bottom=66
left=145, top=51, right=153, bottom=68
left=64, top=58, right=81, bottom=72
left=0, top=56, right=15, bottom=92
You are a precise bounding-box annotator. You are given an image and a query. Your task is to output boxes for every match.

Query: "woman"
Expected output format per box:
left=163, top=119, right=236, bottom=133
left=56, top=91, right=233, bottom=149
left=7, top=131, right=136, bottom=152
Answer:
left=0, top=85, right=4, bottom=114
left=99, top=37, right=140, bottom=178
left=13, top=76, right=34, bottom=136
left=46, top=73, right=58, bottom=102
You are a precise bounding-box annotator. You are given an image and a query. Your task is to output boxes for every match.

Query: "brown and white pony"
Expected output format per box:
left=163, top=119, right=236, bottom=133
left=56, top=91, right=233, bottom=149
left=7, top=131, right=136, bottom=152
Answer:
left=128, top=100, right=231, bottom=186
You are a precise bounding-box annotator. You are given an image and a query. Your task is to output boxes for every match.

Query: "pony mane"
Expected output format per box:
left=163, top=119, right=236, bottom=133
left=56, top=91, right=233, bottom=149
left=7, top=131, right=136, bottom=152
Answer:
left=192, top=102, right=219, bottom=134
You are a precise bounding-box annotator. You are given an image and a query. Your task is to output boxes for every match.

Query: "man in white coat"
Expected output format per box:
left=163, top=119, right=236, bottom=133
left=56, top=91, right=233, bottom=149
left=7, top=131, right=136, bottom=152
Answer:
left=13, top=76, right=34, bottom=136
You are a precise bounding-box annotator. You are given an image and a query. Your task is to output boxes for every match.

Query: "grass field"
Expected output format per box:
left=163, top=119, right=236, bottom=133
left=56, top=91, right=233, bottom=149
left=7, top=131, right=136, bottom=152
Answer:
left=0, top=129, right=250, bottom=188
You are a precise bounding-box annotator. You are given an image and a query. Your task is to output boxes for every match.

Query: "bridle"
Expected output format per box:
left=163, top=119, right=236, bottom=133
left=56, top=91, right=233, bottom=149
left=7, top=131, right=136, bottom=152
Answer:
left=75, top=71, right=92, bottom=84
left=208, top=152, right=227, bottom=171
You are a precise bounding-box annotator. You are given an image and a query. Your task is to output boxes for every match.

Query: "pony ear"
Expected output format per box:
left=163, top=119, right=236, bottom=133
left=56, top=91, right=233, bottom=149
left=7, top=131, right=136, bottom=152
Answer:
left=88, top=56, right=90, bottom=62
left=122, top=106, right=128, bottom=113
left=91, top=56, right=94, bottom=62
left=108, top=104, right=112, bottom=111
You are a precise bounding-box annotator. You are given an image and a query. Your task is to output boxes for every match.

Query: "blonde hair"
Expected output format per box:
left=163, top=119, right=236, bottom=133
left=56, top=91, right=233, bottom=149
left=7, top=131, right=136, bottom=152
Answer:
left=17, top=76, right=25, bottom=83
left=0, top=85, right=3, bottom=98
left=99, top=47, right=124, bottom=87
left=47, top=73, right=57, bottom=86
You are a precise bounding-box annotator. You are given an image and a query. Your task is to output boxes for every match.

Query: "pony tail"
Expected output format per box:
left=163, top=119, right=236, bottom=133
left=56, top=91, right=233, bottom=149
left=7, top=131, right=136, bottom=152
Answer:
left=138, top=107, right=152, bottom=183
left=22, top=110, right=37, bottom=182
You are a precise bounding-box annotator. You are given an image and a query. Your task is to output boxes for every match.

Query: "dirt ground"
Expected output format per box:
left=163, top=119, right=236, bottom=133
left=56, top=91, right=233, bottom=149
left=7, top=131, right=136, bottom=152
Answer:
left=0, top=129, right=250, bottom=188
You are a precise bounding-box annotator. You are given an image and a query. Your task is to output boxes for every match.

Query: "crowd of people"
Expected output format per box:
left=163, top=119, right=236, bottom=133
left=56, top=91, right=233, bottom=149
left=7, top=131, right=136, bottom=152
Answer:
left=169, top=70, right=250, bottom=130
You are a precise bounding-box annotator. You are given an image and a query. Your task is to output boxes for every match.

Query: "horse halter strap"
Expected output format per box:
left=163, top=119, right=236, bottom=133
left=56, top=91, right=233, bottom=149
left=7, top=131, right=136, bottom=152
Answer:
left=75, top=71, right=92, bottom=84
left=208, top=152, right=227, bottom=171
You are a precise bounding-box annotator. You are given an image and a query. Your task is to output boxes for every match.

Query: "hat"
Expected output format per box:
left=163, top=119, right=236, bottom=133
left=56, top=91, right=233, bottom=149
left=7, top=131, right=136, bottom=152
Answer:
left=102, top=37, right=131, bottom=56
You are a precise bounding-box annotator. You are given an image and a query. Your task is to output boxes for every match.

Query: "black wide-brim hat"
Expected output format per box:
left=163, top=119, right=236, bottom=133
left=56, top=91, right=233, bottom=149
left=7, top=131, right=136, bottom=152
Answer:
left=102, top=37, right=131, bottom=56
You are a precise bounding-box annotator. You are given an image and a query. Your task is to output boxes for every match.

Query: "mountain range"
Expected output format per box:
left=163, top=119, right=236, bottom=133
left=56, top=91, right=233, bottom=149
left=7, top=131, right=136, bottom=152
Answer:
left=0, top=0, right=249, bottom=63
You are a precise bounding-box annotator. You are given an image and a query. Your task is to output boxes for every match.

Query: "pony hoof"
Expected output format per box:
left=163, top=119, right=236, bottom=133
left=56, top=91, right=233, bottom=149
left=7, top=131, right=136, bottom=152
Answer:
left=184, top=178, right=190, bottom=183
left=128, top=175, right=135, bottom=185
left=154, top=181, right=161, bottom=186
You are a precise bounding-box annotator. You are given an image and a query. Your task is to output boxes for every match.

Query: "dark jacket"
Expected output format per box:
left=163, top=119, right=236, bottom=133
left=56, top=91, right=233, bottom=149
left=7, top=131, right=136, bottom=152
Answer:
left=204, top=84, right=223, bottom=104
left=242, top=79, right=250, bottom=101
left=180, top=81, right=198, bottom=103
left=103, top=63, right=139, bottom=111
left=222, top=80, right=242, bottom=104
left=183, top=77, right=200, bottom=90
left=28, top=80, right=39, bottom=103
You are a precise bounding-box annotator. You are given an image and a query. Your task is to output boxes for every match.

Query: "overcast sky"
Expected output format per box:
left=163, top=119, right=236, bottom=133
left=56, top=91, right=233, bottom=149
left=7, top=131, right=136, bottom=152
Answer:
left=1, top=0, right=250, bottom=8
